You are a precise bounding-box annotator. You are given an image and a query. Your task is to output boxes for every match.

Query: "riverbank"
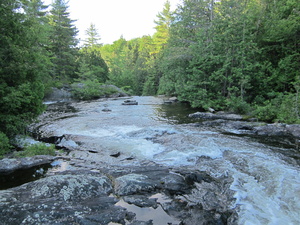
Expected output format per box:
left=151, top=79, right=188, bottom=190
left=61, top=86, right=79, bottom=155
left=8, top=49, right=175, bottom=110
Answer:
left=1, top=96, right=300, bottom=225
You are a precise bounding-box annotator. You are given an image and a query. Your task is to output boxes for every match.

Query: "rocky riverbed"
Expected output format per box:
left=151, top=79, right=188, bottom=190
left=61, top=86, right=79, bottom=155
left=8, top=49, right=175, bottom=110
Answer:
left=1, top=96, right=300, bottom=225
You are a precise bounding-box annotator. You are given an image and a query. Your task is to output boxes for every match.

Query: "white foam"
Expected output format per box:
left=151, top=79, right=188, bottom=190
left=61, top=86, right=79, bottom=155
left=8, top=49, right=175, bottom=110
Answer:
left=229, top=154, right=300, bottom=225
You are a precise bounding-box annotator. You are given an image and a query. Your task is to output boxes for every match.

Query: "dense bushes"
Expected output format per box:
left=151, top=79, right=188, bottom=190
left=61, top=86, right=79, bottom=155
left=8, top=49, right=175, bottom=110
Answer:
left=0, top=132, right=11, bottom=158
left=255, top=93, right=300, bottom=123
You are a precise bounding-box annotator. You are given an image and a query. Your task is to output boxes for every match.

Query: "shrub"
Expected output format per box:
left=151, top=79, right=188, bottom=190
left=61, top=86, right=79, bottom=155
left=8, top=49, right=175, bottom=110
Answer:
left=226, top=97, right=252, bottom=115
left=255, top=93, right=300, bottom=124
left=0, top=132, right=11, bottom=158
left=15, top=143, right=56, bottom=158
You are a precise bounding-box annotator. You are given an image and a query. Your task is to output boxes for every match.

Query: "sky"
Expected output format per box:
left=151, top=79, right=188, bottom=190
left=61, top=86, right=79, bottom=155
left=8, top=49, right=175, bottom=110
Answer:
left=44, top=0, right=182, bottom=45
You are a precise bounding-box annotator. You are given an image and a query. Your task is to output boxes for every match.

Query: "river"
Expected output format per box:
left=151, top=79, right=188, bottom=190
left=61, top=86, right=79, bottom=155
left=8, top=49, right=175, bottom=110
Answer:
left=37, top=96, right=300, bottom=225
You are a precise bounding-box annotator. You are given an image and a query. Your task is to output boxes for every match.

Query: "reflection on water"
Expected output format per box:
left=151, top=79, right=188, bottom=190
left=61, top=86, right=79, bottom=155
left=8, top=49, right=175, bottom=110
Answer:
left=154, top=102, right=200, bottom=124
left=115, top=193, right=180, bottom=225
left=0, top=164, right=51, bottom=190
left=47, top=160, right=70, bottom=174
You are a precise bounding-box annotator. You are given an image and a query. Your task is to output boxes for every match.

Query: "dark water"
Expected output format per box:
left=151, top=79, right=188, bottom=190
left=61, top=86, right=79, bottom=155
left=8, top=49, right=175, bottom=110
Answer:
left=154, top=101, right=200, bottom=124
left=0, top=164, right=52, bottom=190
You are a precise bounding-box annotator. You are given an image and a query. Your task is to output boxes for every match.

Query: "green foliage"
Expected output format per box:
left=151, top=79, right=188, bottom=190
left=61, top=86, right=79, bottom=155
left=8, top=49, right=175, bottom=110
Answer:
left=226, top=97, right=252, bottom=115
left=0, top=0, right=46, bottom=137
left=77, top=47, right=109, bottom=83
left=71, top=81, right=118, bottom=100
left=100, top=2, right=174, bottom=96
left=155, top=0, right=300, bottom=123
left=255, top=93, right=300, bottom=124
left=0, top=132, right=11, bottom=158
left=84, top=23, right=102, bottom=47
left=48, top=0, right=79, bottom=81
left=15, top=143, right=56, bottom=158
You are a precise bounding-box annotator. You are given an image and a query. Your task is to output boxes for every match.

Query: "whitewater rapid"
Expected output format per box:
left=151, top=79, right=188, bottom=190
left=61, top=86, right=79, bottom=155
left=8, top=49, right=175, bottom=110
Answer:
left=40, top=96, right=300, bottom=224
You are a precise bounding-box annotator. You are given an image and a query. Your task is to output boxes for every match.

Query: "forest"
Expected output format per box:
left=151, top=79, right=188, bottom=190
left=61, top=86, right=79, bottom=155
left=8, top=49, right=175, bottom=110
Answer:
left=0, top=0, right=299, bottom=154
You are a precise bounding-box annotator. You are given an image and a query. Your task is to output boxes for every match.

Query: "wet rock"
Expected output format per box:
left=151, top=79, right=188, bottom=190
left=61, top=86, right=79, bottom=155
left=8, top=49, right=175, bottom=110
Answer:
left=110, top=152, right=121, bottom=158
left=184, top=172, right=214, bottom=185
left=286, top=124, right=300, bottom=138
left=123, top=195, right=158, bottom=208
left=160, top=173, right=190, bottom=195
left=189, top=112, right=243, bottom=121
left=114, top=174, right=156, bottom=196
left=56, top=136, right=78, bottom=149
left=129, top=220, right=154, bottom=225
left=169, top=97, right=178, bottom=102
left=122, top=100, right=138, bottom=105
left=0, top=155, right=56, bottom=174
left=208, top=107, right=216, bottom=113
left=254, top=123, right=300, bottom=138
left=184, top=181, right=234, bottom=212
left=164, top=97, right=178, bottom=104
left=102, top=108, right=112, bottom=112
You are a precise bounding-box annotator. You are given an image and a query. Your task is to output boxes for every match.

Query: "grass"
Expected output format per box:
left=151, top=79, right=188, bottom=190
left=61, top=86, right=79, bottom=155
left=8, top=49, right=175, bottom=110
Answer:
left=14, top=143, right=56, bottom=158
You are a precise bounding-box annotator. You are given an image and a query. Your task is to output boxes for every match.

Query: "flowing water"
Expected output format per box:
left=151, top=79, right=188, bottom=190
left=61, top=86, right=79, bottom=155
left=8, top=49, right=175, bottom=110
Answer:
left=40, top=96, right=300, bottom=225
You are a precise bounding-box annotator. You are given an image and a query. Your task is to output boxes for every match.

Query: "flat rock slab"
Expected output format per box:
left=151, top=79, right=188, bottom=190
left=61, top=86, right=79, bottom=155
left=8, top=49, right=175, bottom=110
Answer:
left=189, top=112, right=243, bottom=120
left=0, top=155, right=56, bottom=174
left=0, top=167, right=237, bottom=225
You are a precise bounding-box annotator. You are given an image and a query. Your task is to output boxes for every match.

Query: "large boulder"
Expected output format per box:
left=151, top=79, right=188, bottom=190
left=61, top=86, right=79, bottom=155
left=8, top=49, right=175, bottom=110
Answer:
left=0, top=171, right=126, bottom=225
left=44, top=87, right=72, bottom=103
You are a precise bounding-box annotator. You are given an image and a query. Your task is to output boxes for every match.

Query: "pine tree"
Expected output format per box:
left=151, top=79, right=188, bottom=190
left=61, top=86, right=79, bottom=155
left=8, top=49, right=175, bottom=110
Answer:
left=152, top=0, right=173, bottom=54
left=84, top=23, right=102, bottom=47
left=77, top=47, right=109, bottom=83
left=48, top=0, right=79, bottom=81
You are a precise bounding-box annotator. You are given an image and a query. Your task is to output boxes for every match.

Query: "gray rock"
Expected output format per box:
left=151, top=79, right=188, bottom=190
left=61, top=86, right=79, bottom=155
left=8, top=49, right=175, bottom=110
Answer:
left=0, top=171, right=118, bottom=225
left=0, top=155, right=56, bottom=174
left=123, top=195, right=158, bottom=208
left=129, top=220, right=154, bottom=225
left=169, top=97, right=178, bottom=102
left=189, top=112, right=243, bottom=121
left=254, top=123, right=300, bottom=139
left=44, top=87, right=72, bottom=103
left=114, top=173, right=156, bottom=196
left=28, top=172, right=112, bottom=201
left=102, top=108, right=112, bottom=112
left=122, top=100, right=138, bottom=105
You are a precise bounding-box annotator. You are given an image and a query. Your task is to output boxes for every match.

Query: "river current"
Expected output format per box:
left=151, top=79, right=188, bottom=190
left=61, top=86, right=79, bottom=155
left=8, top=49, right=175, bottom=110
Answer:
left=42, top=96, right=300, bottom=225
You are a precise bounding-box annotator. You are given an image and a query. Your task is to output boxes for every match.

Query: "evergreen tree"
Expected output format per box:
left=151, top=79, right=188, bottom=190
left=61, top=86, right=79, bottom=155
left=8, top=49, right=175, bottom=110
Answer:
left=152, top=0, right=173, bottom=54
left=21, top=0, right=52, bottom=86
left=0, top=0, right=45, bottom=138
left=77, top=47, right=109, bottom=83
left=143, top=1, right=174, bottom=95
left=84, top=23, right=102, bottom=47
left=48, top=0, right=79, bottom=81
